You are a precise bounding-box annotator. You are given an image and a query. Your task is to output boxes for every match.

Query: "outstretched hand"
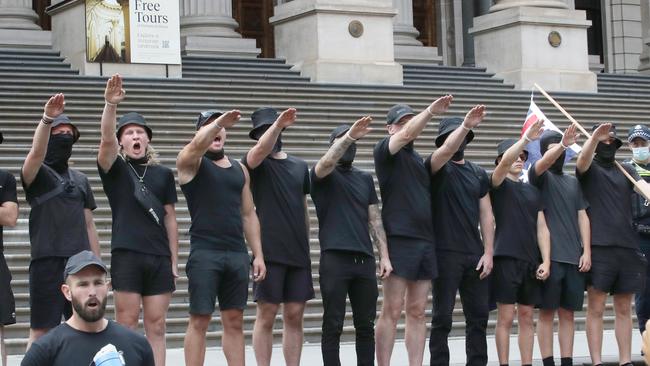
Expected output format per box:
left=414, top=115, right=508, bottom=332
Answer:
left=44, top=93, right=65, bottom=118
left=428, top=94, right=453, bottom=115
left=275, top=108, right=297, bottom=129
left=104, top=74, right=126, bottom=105
left=562, top=124, right=580, bottom=147
left=592, top=123, right=612, bottom=142
left=463, top=105, right=487, bottom=129
left=348, top=116, right=372, bottom=140
left=214, top=110, right=241, bottom=129
left=524, top=119, right=544, bottom=141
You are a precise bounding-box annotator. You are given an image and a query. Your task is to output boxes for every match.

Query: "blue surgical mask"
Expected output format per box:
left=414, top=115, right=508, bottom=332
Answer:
left=633, top=146, right=650, bottom=162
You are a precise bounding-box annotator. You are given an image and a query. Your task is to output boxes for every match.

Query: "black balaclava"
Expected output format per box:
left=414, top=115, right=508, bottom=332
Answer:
left=451, top=139, right=468, bottom=162
left=44, top=134, right=74, bottom=173
left=205, top=149, right=225, bottom=161
left=594, top=142, right=618, bottom=165
left=540, top=131, right=565, bottom=174
left=338, top=144, right=356, bottom=169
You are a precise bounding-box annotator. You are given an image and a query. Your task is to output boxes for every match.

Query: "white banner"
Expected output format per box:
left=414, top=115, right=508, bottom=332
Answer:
left=129, top=0, right=181, bottom=64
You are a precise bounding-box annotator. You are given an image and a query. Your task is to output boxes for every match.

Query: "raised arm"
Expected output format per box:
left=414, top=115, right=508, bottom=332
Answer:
left=576, top=123, right=611, bottom=174
left=84, top=209, right=100, bottom=257
left=98, top=74, right=125, bottom=173
left=368, top=203, right=392, bottom=279
left=491, top=119, right=544, bottom=187
left=176, top=110, right=241, bottom=185
left=534, top=124, right=579, bottom=176
left=314, top=116, right=372, bottom=178
left=578, top=209, right=591, bottom=272
left=388, top=95, right=453, bottom=154
left=244, top=108, right=296, bottom=169
left=429, top=105, right=487, bottom=174
left=22, top=94, right=65, bottom=187
left=239, top=163, right=266, bottom=282
left=535, top=211, right=551, bottom=280
left=477, top=194, right=495, bottom=280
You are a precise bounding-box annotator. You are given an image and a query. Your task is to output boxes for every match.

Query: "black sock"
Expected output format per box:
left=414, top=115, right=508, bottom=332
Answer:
left=560, top=357, right=572, bottom=366
left=542, top=357, right=555, bottom=366
left=523, top=364, right=532, bottom=366
left=620, top=363, right=634, bottom=366
left=499, top=364, right=509, bottom=366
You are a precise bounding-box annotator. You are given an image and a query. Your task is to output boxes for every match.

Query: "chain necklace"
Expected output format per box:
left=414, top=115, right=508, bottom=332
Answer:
left=127, top=161, right=148, bottom=182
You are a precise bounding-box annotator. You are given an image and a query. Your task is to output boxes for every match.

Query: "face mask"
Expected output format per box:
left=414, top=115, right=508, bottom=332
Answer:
left=44, top=134, right=74, bottom=173
left=633, top=146, right=650, bottom=162
left=549, top=151, right=566, bottom=174
left=451, top=140, right=468, bottom=162
left=594, top=142, right=618, bottom=165
left=205, top=149, right=225, bottom=161
left=272, top=136, right=282, bottom=153
left=338, top=144, right=356, bottom=169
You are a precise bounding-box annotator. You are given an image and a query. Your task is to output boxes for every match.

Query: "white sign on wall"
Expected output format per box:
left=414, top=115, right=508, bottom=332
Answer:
left=129, top=0, right=181, bottom=64
left=86, top=0, right=180, bottom=65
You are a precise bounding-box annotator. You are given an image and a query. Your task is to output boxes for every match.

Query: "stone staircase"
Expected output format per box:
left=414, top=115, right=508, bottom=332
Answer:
left=1, top=46, right=649, bottom=355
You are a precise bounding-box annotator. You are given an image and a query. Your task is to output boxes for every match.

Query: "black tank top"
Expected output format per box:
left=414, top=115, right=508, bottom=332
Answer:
left=181, top=157, right=246, bottom=252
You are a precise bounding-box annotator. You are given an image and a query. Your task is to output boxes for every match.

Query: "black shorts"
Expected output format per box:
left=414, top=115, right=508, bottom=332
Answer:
left=0, top=255, right=16, bottom=326
left=110, top=249, right=175, bottom=296
left=29, top=257, right=71, bottom=329
left=589, top=246, right=647, bottom=295
left=387, top=236, right=437, bottom=281
left=186, top=249, right=250, bottom=314
left=538, top=261, right=585, bottom=311
left=492, top=256, right=541, bottom=306
left=253, top=262, right=314, bottom=304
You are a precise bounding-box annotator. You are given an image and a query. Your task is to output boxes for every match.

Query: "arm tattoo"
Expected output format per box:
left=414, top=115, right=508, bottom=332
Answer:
left=368, top=204, right=388, bottom=258
left=316, top=135, right=355, bottom=176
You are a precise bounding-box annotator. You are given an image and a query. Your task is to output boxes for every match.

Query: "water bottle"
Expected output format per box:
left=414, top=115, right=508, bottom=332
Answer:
left=93, top=344, right=125, bottom=366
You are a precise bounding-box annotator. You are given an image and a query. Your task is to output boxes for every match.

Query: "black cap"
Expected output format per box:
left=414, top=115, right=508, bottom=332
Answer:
left=249, top=107, right=278, bottom=140
left=628, top=124, right=650, bottom=143
left=63, top=250, right=108, bottom=280
left=51, top=114, right=80, bottom=142
left=117, top=112, right=153, bottom=141
left=435, top=117, right=475, bottom=147
left=196, top=110, right=224, bottom=130
left=495, top=139, right=528, bottom=165
left=329, top=124, right=351, bottom=144
left=592, top=123, right=622, bottom=149
left=386, top=104, right=415, bottom=125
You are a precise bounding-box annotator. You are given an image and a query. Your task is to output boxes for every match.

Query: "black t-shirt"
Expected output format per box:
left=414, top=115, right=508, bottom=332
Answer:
left=0, top=170, right=17, bottom=253
left=490, top=177, right=543, bottom=264
left=181, top=157, right=246, bottom=252
left=577, top=161, right=640, bottom=249
left=427, top=159, right=490, bottom=254
left=98, top=157, right=177, bottom=257
left=529, top=163, right=589, bottom=264
left=242, top=153, right=310, bottom=268
left=310, top=166, right=378, bottom=257
left=23, top=165, right=96, bottom=260
left=21, top=321, right=154, bottom=366
left=373, top=137, right=434, bottom=242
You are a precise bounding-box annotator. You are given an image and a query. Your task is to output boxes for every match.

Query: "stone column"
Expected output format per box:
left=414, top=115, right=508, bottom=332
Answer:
left=0, top=0, right=40, bottom=29
left=638, top=0, right=650, bottom=73
left=490, top=0, right=568, bottom=12
left=0, top=0, right=51, bottom=46
left=272, top=0, right=403, bottom=84
left=179, top=0, right=259, bottom=56
left=471, top=0, right=597, bottom=91
left=392, top=0, right=440, bottom=63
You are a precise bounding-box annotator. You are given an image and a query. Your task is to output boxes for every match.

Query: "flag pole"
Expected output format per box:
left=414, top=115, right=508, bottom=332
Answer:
left=532, top=83, right=649, bottom=196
